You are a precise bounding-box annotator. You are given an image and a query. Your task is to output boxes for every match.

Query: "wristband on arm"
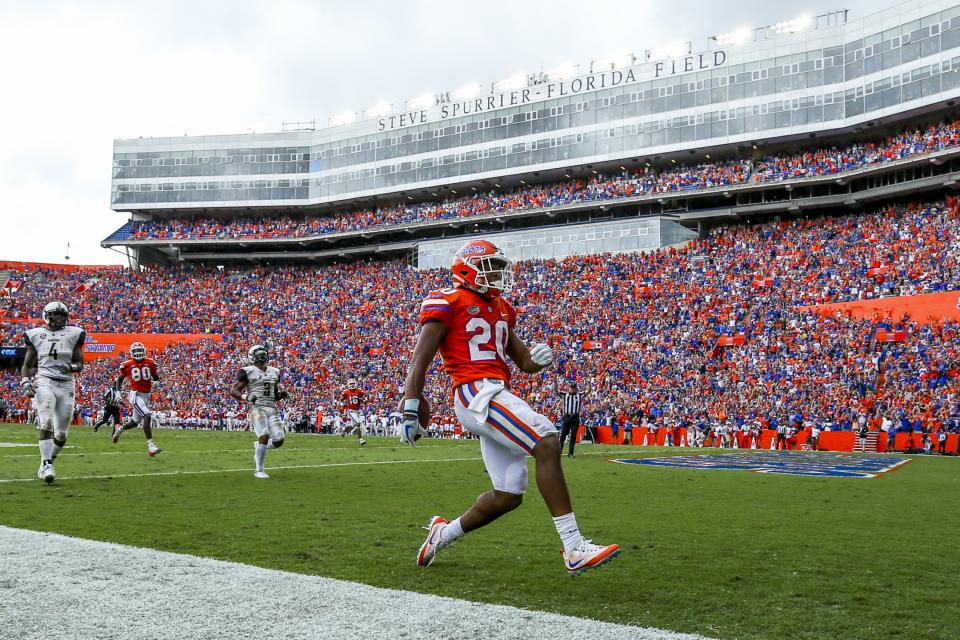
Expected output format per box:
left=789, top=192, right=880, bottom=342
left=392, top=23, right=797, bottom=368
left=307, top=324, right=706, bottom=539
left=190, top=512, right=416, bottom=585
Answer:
left=403, top=398, right=420, bottom=416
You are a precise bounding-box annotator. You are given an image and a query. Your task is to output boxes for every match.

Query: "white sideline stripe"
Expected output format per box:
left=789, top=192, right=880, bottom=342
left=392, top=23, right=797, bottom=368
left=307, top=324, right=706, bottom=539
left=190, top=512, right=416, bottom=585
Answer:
left=0, top=526, right=714, bottom=640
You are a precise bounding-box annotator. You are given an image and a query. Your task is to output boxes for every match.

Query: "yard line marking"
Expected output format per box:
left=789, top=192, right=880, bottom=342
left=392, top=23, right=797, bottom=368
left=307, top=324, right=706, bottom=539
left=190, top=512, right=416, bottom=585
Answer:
left=0, top=448, right=629, bottom=483
left=0, top=442, right=478, bottom=459
left=0, top=456, right=486, bottom=483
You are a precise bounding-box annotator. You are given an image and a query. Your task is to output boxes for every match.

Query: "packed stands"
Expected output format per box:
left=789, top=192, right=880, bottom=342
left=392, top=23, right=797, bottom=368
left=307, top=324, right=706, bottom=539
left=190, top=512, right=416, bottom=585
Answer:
left=5, top=198, right=960, bottom=441
left=108, top=118, right=960, bottom=243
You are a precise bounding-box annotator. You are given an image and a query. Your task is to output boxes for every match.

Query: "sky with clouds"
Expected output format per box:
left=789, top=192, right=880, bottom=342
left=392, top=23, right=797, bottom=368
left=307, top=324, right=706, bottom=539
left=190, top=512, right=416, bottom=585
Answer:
left=0, top=0, right=881, bottom=265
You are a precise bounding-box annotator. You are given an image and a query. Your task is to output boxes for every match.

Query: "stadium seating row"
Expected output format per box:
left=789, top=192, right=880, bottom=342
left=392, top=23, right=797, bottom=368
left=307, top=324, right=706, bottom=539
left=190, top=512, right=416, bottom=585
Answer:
left=110, top=118, right=960, bottom=243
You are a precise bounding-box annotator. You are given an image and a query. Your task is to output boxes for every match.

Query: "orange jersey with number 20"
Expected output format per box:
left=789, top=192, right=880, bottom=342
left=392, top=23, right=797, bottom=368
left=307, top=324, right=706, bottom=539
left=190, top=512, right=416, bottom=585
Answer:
left=418, top=287, right=517, bottom=389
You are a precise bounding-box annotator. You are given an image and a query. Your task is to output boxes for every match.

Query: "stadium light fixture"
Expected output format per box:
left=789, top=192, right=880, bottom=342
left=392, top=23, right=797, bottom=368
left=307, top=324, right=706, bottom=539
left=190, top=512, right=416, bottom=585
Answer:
left=331, top=111, right=356, bottom=126
left=712, top=27, right=753, bottom=47
left=409, top=93, right=435, bottom=110
left=546, top=63, right=577, bottom=81
left=451, top=83, right=482, bottom=101
left=366, top=101, right=391, bottom=117
left=773, top=15, right=813, bottom=35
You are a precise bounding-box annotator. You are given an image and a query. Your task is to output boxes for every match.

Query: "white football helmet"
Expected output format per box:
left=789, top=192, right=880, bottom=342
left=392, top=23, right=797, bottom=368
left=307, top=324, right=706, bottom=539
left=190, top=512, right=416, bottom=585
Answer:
left=249, top=345, right=268, bottom=366
left=42, top=301, right=69, bottom=330
left=347, top=378, right=358, bottom=389
left=130, top=342, right=147, bottom=361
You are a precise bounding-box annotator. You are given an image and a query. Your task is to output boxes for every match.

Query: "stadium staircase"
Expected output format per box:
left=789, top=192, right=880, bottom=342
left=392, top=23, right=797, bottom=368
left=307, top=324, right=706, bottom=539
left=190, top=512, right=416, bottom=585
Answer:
left=104, top=221, right=135, bottom=243
left=0, top=270, right=10, bottom=291
left=852, top=431, right=879, bottom=453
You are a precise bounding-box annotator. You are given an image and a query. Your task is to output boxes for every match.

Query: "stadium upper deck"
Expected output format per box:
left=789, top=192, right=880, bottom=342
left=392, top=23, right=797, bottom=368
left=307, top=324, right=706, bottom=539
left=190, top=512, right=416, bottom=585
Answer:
left=110, top=0, right=960, bottom=215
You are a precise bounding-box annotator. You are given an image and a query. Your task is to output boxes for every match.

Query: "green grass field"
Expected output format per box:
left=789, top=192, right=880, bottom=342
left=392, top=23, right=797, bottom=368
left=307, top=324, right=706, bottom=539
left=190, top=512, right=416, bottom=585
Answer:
left=0, top=422, right=957, bottom=640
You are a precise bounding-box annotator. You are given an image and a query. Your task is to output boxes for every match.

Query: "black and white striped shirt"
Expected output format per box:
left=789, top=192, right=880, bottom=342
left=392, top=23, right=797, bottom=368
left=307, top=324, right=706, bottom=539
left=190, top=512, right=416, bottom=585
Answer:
left=102, top=389, right=122, bottom=407
left=560, top=391, right=584, bottom=416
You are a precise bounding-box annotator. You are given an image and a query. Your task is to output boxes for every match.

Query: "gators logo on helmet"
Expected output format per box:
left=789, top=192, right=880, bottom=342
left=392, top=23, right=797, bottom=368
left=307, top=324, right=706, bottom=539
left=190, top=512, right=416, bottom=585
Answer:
left=451, top=240, right=514, bottom=297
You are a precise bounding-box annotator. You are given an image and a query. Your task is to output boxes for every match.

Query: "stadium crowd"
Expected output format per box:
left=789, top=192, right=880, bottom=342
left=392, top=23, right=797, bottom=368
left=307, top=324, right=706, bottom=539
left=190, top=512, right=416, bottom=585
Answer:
left=3, top=197, right=960, bottom=446
left=119, top=159, right=750, bottom=242
left=112, top=117, right=960, bottom=243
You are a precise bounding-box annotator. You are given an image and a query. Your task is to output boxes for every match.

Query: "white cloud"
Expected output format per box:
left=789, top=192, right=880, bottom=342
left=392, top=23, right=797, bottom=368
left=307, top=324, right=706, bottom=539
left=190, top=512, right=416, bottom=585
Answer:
left=0, top=0, right=883, bottom=265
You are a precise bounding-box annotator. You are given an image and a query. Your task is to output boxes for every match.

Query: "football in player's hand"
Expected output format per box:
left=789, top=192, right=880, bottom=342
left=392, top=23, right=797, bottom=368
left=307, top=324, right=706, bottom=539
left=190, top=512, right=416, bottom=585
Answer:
left=398, top=395, right=430, bottom=441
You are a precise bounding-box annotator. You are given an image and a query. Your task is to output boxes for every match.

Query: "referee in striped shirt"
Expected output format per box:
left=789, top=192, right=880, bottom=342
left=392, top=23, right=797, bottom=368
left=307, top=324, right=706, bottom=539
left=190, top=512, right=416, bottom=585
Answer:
left=93, top=387, right=123, bottom=433
left=554, top=377, right=591, bottom=458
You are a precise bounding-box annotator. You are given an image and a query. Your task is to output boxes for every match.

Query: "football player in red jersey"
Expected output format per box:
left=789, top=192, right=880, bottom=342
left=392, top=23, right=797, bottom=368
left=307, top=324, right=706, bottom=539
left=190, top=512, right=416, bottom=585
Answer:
left=112, top=342, right=162, bottom=456
left=342, top=378, right=367, bottom=446
left=402, top=239, right=619, bottom=576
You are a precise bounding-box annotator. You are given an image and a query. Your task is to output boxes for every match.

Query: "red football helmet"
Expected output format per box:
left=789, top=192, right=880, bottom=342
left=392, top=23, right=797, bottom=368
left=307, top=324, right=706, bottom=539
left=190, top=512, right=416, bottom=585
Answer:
left=451, top=240, right=514, bottom=297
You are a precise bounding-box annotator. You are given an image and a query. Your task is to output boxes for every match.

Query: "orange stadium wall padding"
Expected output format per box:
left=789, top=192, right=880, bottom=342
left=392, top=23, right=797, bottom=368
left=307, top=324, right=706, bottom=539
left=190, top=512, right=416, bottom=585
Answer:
left=0, top=260, right=122, bottom=273
left=799, top=290, right=960, bottom=325
left=82, top=333, right=222, bottom=361
left=617, top=428, right=958, bottom=454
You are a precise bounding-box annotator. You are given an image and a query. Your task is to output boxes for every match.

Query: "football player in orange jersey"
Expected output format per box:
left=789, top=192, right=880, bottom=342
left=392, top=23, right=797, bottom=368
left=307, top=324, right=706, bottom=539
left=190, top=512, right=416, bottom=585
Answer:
left=402, top=240, right=620, bottom=576
left=342, top=378, right=367, bottom=446
left=112, top=342, right=162, bottom=456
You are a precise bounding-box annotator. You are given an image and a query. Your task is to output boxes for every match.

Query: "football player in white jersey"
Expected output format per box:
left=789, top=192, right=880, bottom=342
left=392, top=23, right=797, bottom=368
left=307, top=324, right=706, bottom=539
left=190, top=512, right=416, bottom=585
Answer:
left=230, top=345, right=288, bottom=478
left=21, top=302, right=86, bottom=484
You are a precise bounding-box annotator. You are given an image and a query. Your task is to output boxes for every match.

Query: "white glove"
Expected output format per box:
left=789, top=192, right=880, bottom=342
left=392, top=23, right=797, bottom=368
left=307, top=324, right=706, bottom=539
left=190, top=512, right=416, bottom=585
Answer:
left=399, top=398, right=421, bottom=447
left=21, top=377, right=35, bottom=398
left=529, top=343, right=553, bottom=367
